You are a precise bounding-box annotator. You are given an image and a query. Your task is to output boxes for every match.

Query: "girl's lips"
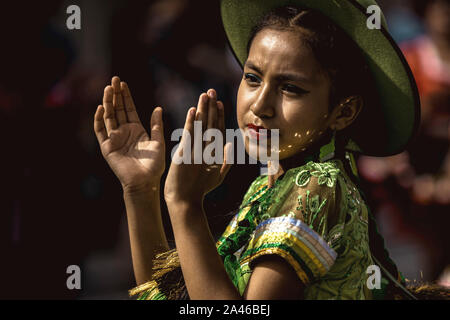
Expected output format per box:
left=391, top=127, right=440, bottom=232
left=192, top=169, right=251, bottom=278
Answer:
left=247, top=124, right=270, bottom=140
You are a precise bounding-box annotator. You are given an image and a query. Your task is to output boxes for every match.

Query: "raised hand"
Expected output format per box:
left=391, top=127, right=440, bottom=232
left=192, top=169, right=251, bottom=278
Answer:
left=164, top=89, right=231, bottom=207
left=94, top=76, right=165, bottom=193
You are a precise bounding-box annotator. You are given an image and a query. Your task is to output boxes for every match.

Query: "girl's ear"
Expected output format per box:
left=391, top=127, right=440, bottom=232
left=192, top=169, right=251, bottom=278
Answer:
left=330, top=96, right=363, bottom=131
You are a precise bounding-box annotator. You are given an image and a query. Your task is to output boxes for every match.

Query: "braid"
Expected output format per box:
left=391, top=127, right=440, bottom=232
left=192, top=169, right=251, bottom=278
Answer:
left=366, top=202, right=405, bottom=298
left=337, top=141, right=406, bottom=299
left=350, top=166, right=407, bottom=299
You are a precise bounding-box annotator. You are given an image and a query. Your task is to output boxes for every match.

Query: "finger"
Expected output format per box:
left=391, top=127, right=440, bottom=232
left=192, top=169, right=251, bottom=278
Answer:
left=206, top=90, right=217, bottom=149
left=121, top=82, right=141, bottom=124
left=217, top=100, right=225, bottom=137
left=103, top=86, right=117, bottom=134
left=220, top=142, right=233, bottom=180
left=94, top=105, right=108, bottom=144
left=112, top=76, right=127, bottom=125
left=195, top=93, right=208, bottom=132
left=178, top=107, right=196, bottom=159
left=150, top=107, right=165, bottom=145
left=207, top=89, right=217, bottom=131
left=184, top=107, right=196, bottom=139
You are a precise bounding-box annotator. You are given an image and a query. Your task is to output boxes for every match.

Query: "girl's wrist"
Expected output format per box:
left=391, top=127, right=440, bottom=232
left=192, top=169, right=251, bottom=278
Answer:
left=166, top=198, right=204, bottom=218
left=122, top=181, right=161, bottom=198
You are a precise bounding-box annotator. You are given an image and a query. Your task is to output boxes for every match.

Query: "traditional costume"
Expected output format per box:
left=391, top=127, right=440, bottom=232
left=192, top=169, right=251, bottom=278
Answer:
left=128, top=0, right=450, bottom=300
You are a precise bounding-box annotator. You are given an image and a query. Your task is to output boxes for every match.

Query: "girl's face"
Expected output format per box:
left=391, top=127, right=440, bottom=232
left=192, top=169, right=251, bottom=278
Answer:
left=237, top=28, right=336, bottom=161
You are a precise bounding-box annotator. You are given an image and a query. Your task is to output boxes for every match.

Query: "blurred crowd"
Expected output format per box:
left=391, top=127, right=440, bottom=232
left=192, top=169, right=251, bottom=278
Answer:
left=0, top=0, right=448, bottom=299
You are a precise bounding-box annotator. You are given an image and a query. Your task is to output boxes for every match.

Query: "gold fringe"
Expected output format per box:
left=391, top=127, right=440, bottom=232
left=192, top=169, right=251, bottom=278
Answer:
left=406, top=283, right=450, bottom=300
left=128, top=280, right=162, bottom=300
left=129, top=249, right=186, bottom=300
left=128, top=281, right=156, bottom=297
left=151, top=249, right=180, bottom=279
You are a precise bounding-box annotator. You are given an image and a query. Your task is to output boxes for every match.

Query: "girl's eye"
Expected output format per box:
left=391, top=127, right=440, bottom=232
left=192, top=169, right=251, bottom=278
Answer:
left=281, top=84, right=309, bottom=95
left=244, top=73, right=260, bottom=84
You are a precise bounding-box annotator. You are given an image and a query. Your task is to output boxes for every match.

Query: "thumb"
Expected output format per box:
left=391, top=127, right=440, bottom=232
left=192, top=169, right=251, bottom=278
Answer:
left=150, top=106, right=165, bottom=145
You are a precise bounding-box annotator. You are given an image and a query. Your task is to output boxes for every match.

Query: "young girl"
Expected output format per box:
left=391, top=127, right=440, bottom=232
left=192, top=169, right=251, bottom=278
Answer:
left=94, top=1, right=445, bottom=299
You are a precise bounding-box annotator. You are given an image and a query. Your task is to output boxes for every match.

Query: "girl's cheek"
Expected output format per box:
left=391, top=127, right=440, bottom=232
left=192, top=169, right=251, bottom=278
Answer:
left=236, top=79, right=246, bottom=104
left=236, top=94, right=252, bottom=127
left=236, top=109, right=248, bottom=132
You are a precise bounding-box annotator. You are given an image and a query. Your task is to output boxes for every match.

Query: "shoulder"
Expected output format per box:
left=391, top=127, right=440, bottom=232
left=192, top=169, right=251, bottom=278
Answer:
left=265, top=160, right=343, bottom=233
left=240, top=160, right=345, bottom=286
left=241, top=160, right=374, bottom=295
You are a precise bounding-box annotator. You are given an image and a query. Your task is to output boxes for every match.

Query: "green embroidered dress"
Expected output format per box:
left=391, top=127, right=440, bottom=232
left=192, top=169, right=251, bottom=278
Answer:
left=216, top=159, right=377, bottom=299
left=131, top=159, right=399, bottom=300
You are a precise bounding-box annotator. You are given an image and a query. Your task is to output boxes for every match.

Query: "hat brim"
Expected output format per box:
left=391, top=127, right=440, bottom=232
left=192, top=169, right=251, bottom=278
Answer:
left=220, top=0, right=421, bottom=156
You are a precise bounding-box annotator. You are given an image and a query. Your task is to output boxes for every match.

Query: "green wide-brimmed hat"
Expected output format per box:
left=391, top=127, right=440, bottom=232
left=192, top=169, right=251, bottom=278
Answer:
left=220, top=0, right=420, bottom=157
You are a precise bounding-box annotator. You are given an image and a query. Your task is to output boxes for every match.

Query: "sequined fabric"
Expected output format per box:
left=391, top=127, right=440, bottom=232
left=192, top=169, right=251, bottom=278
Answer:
left=240, top=217, right=338, bottom=285
left=216, top=159, right=379, bottom=299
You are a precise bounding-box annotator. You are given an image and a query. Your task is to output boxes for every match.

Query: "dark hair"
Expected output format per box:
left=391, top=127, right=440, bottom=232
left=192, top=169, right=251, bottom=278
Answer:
left=246, top=6, right=405, bottom=299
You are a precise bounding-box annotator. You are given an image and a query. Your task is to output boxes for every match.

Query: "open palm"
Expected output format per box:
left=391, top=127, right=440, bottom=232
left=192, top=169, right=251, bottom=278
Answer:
left=94, top=77, right=165, bottom=191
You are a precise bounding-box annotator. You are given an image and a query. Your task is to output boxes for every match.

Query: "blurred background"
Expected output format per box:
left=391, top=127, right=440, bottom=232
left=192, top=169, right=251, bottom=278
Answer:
left=0, top=0, right=448, bottom=299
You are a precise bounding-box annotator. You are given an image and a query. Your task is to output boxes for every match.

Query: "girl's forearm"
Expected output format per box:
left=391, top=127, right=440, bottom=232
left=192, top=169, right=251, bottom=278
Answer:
left=124, top=184, right=169, bottom=285
left=167, top=202, right=241, bottom=300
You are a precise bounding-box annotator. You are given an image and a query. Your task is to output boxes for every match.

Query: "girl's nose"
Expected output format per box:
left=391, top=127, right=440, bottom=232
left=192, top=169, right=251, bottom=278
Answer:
left=250, top=86, right=275, bottom=119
